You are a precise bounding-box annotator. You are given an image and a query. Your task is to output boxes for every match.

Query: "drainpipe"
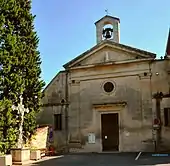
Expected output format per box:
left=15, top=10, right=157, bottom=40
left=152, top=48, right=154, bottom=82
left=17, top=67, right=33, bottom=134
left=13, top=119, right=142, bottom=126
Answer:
left=148, top=60, right=156, bottom=151
left=65, top=69, right=69, bottom=153
left=156, top=95, right=161, bottom=152
left=153, top=92, right=163, bottom=152
left=149, top=61, right=153, bottom=108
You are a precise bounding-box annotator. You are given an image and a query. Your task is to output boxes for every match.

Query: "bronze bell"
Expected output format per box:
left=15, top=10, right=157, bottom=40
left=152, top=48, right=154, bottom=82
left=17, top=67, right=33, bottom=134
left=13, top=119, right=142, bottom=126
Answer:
left=105, top=30, right=111, bottom=38
left=102, top=28, right=113, bottom=39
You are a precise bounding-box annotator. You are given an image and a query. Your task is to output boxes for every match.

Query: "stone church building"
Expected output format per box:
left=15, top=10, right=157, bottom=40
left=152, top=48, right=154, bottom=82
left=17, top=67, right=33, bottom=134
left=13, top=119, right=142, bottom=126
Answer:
left=38, top=15, right=170, bottom=152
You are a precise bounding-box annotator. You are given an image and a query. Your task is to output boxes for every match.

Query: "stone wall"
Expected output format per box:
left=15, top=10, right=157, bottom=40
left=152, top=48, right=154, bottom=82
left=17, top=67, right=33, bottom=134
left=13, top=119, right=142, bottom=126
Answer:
left=28, top=126, right=49, bottom=149
left=37, top=71, right=66, bottom=125
left=37, top=71, right=67, bottom=151
left=68, top=61, right=150, bottom=152
left=67, top=59, right=170, bottom=152
left=39, top=58, right=170, bottom=152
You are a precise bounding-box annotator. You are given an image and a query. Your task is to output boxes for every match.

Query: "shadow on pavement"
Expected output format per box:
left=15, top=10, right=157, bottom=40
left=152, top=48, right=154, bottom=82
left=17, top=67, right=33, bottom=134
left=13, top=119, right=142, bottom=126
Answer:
left=30, top=153, right=170, bottom=166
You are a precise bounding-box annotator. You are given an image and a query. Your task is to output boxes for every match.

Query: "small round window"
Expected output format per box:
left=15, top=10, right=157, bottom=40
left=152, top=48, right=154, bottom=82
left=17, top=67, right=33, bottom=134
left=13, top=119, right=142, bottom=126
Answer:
left=103, top=82, right=114, bottom=93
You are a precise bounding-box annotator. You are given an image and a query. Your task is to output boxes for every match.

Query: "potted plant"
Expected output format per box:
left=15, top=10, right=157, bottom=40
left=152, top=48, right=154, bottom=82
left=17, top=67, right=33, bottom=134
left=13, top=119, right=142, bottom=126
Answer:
left=0, top=152, right=12, bottom=166
left=30, top=147, right=41, bottom=161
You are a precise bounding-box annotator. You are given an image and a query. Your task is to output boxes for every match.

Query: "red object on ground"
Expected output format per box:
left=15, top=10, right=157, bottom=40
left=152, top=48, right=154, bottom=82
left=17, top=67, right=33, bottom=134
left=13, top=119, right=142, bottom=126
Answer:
left=49, top=145, right=55, bottom=156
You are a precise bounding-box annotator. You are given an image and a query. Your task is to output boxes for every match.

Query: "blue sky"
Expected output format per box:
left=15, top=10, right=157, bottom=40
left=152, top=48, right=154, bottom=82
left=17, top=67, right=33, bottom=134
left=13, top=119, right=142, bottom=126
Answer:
left=32, top=0, right=170, bottom=86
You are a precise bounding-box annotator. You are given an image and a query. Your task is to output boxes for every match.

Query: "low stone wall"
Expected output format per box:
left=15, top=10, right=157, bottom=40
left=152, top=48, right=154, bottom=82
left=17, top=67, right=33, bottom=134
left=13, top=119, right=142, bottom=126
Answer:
left=27, top=126, right=49, bottom=149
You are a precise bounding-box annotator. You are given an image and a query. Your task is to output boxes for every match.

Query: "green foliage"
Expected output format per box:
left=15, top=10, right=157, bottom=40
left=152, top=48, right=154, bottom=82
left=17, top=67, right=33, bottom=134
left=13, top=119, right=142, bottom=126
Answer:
left=0, top=99, right=18, bottom=154
left=18, top=0, right=45, bottom=140
left=0, top=0, right=45, bottom=153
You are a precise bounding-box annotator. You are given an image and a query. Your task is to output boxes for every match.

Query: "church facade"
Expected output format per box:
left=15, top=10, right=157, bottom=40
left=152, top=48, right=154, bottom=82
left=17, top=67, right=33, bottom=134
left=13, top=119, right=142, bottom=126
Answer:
left=38, top=15, right=170, bottom=152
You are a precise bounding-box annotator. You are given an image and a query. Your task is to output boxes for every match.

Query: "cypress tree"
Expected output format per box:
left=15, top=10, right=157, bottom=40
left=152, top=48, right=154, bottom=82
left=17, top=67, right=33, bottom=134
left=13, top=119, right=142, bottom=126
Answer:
left=14, top=0, right=45, bottom=141
left=0, top=0, right=45, bottom=153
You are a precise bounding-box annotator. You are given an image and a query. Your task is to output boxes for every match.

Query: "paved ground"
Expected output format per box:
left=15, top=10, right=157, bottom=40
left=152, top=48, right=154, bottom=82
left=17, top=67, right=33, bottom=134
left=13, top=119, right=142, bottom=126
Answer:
left=29, top=153, right=170, bottom=166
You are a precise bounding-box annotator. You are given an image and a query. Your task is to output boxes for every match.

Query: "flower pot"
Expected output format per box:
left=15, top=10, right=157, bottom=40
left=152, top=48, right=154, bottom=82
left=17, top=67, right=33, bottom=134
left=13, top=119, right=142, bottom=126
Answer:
left=30, top=150, right=41, bottom=160
left=0, top=154, right=12, bottom=166
left=11, top=148, right=30, bottom=165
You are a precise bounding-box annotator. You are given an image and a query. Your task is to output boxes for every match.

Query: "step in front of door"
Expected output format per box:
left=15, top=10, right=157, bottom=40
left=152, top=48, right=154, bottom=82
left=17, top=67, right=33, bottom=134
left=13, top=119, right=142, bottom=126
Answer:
left=69, top=142, right=82, bottom=148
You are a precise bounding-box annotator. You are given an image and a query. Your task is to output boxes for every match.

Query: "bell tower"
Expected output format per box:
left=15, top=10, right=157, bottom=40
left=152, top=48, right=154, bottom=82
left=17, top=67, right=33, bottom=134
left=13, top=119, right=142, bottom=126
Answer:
left=95, top=15, right=120, bottom=44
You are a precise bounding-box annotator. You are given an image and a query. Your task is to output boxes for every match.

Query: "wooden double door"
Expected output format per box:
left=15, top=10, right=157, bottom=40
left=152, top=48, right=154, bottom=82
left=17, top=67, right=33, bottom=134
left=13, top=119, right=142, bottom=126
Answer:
left=101, top=113, right=119, bottom=151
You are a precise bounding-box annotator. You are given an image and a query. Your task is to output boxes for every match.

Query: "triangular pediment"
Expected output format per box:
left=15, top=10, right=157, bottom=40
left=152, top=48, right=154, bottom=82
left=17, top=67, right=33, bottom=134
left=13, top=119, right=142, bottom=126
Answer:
left=63, top=40, right=156, bottom=69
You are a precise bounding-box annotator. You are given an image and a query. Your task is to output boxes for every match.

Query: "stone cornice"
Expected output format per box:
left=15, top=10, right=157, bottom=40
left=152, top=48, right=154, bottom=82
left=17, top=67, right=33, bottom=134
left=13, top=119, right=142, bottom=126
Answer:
left=69, top=58, right=154, bottom=70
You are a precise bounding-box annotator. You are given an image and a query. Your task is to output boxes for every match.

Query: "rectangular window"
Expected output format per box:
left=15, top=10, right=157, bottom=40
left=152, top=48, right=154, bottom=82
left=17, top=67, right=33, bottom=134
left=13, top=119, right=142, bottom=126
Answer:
left=164, top=108, right=170, bottom=126
left=54, top=114, right=62, bottom=130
